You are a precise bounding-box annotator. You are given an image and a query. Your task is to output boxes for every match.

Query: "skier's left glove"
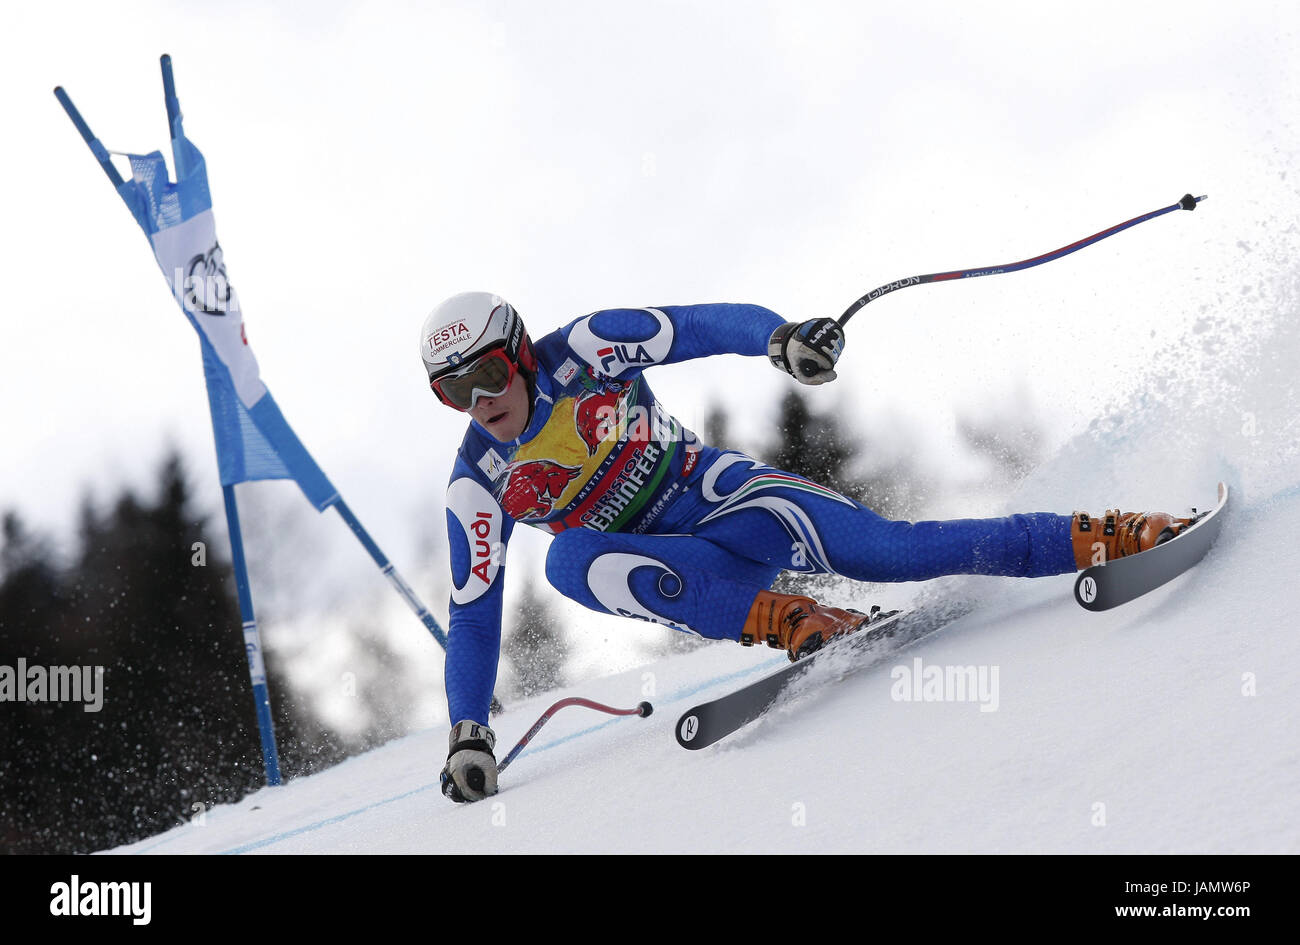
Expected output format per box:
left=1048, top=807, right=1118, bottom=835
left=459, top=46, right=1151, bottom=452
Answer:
left=768, top=318, right=846, bottom=385
left=440, top=720, right=499, bottom=803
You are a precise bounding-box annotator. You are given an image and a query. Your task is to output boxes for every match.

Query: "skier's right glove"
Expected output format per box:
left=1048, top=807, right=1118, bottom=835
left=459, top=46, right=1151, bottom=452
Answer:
left=768, top=318, right=846, bottom=385
left=439, top=720, right=499, bottom=803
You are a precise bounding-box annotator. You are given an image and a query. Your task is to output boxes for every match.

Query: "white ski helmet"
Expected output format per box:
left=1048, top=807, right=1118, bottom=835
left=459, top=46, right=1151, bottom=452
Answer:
left=420, top=291, right=537, bottom=410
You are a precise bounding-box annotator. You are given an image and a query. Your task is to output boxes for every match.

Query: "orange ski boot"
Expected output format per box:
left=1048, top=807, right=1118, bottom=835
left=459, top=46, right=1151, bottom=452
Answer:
left=740, top=590, right=880, bottom=662
left=1070, top=509, right=1197, bottom=570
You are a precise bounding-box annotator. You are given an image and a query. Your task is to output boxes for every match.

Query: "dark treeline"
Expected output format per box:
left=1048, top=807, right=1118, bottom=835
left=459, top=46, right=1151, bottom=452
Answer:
left=0, top=452, right=346, bottom=854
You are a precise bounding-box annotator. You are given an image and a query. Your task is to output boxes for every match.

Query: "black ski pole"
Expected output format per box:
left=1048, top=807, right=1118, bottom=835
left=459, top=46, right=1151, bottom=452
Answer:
left=837, top=193, right=1206, bottom=329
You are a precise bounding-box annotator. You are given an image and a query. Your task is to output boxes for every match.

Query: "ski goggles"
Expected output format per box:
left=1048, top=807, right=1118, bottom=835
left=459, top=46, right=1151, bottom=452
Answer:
left=429, top=345, right=519, bottom=411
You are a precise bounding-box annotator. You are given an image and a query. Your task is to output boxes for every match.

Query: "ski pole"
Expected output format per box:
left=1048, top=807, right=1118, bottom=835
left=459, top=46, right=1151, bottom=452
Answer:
left=837, top=192, right=1207, bottom=329
left=497, top=697, right=653, bottom=775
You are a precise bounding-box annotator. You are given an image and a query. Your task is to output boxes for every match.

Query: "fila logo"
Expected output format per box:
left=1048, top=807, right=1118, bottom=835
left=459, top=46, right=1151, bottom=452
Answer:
left=596, top=344, right=654, bottom=374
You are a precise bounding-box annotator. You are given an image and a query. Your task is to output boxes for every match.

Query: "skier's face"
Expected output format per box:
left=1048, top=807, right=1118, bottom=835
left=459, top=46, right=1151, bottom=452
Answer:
left=467, top=370, right=530, bottom=441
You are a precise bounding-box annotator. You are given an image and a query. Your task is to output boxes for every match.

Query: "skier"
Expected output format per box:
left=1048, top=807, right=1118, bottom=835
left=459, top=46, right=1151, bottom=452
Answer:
left=425, top=292, right=1194, bottom=802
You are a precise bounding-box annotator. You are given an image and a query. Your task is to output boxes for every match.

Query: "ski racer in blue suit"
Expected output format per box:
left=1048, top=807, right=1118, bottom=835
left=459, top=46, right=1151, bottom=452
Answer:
left=422, top=292, right=1193, bottom=802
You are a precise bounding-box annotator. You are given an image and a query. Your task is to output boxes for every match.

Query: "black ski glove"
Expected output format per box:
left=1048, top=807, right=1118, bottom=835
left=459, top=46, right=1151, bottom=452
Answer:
left=440, top=720, right=499, bottom=803
left=768, top=318, right=846, bottom=385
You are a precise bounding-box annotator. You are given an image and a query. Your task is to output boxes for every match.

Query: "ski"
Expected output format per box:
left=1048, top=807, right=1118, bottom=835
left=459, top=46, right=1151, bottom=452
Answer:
left=675, top=606, right=961, bottom=750
left=675, top=484, right=1230, bottom=751
left=1074, top=482, right=1230, bottom=611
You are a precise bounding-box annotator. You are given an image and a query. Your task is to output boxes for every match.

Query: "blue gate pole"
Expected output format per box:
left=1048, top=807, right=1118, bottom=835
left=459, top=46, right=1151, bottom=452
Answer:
left=221, top=483, right=283, bottom=786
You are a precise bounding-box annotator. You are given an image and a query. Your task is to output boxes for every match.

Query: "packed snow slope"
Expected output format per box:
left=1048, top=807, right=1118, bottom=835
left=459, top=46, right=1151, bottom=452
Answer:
left=114, top=284, right=1300, bottom=855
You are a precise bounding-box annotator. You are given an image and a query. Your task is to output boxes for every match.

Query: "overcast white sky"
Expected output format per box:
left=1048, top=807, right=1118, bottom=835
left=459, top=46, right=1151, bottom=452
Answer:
left=3, top=2, right=1297, bottom=722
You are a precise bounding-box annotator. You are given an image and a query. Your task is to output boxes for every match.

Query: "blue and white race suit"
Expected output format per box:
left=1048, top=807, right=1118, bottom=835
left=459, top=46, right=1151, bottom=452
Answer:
left=443, top=304, right=1075, bottom=724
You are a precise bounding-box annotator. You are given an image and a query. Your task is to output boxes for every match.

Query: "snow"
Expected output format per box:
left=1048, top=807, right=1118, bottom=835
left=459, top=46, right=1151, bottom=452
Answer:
left=111, top=231, right=1300, bottom=856
left=112, top=490, right=1299, bottom=854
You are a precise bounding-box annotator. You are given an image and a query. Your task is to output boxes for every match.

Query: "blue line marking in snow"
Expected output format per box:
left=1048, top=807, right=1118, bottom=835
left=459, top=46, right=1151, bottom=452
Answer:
left=663, top=658, right=783, bottom=703
left=130, top=658, right=778, bottom=855
left=218, top=782, right=441, bottom=855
